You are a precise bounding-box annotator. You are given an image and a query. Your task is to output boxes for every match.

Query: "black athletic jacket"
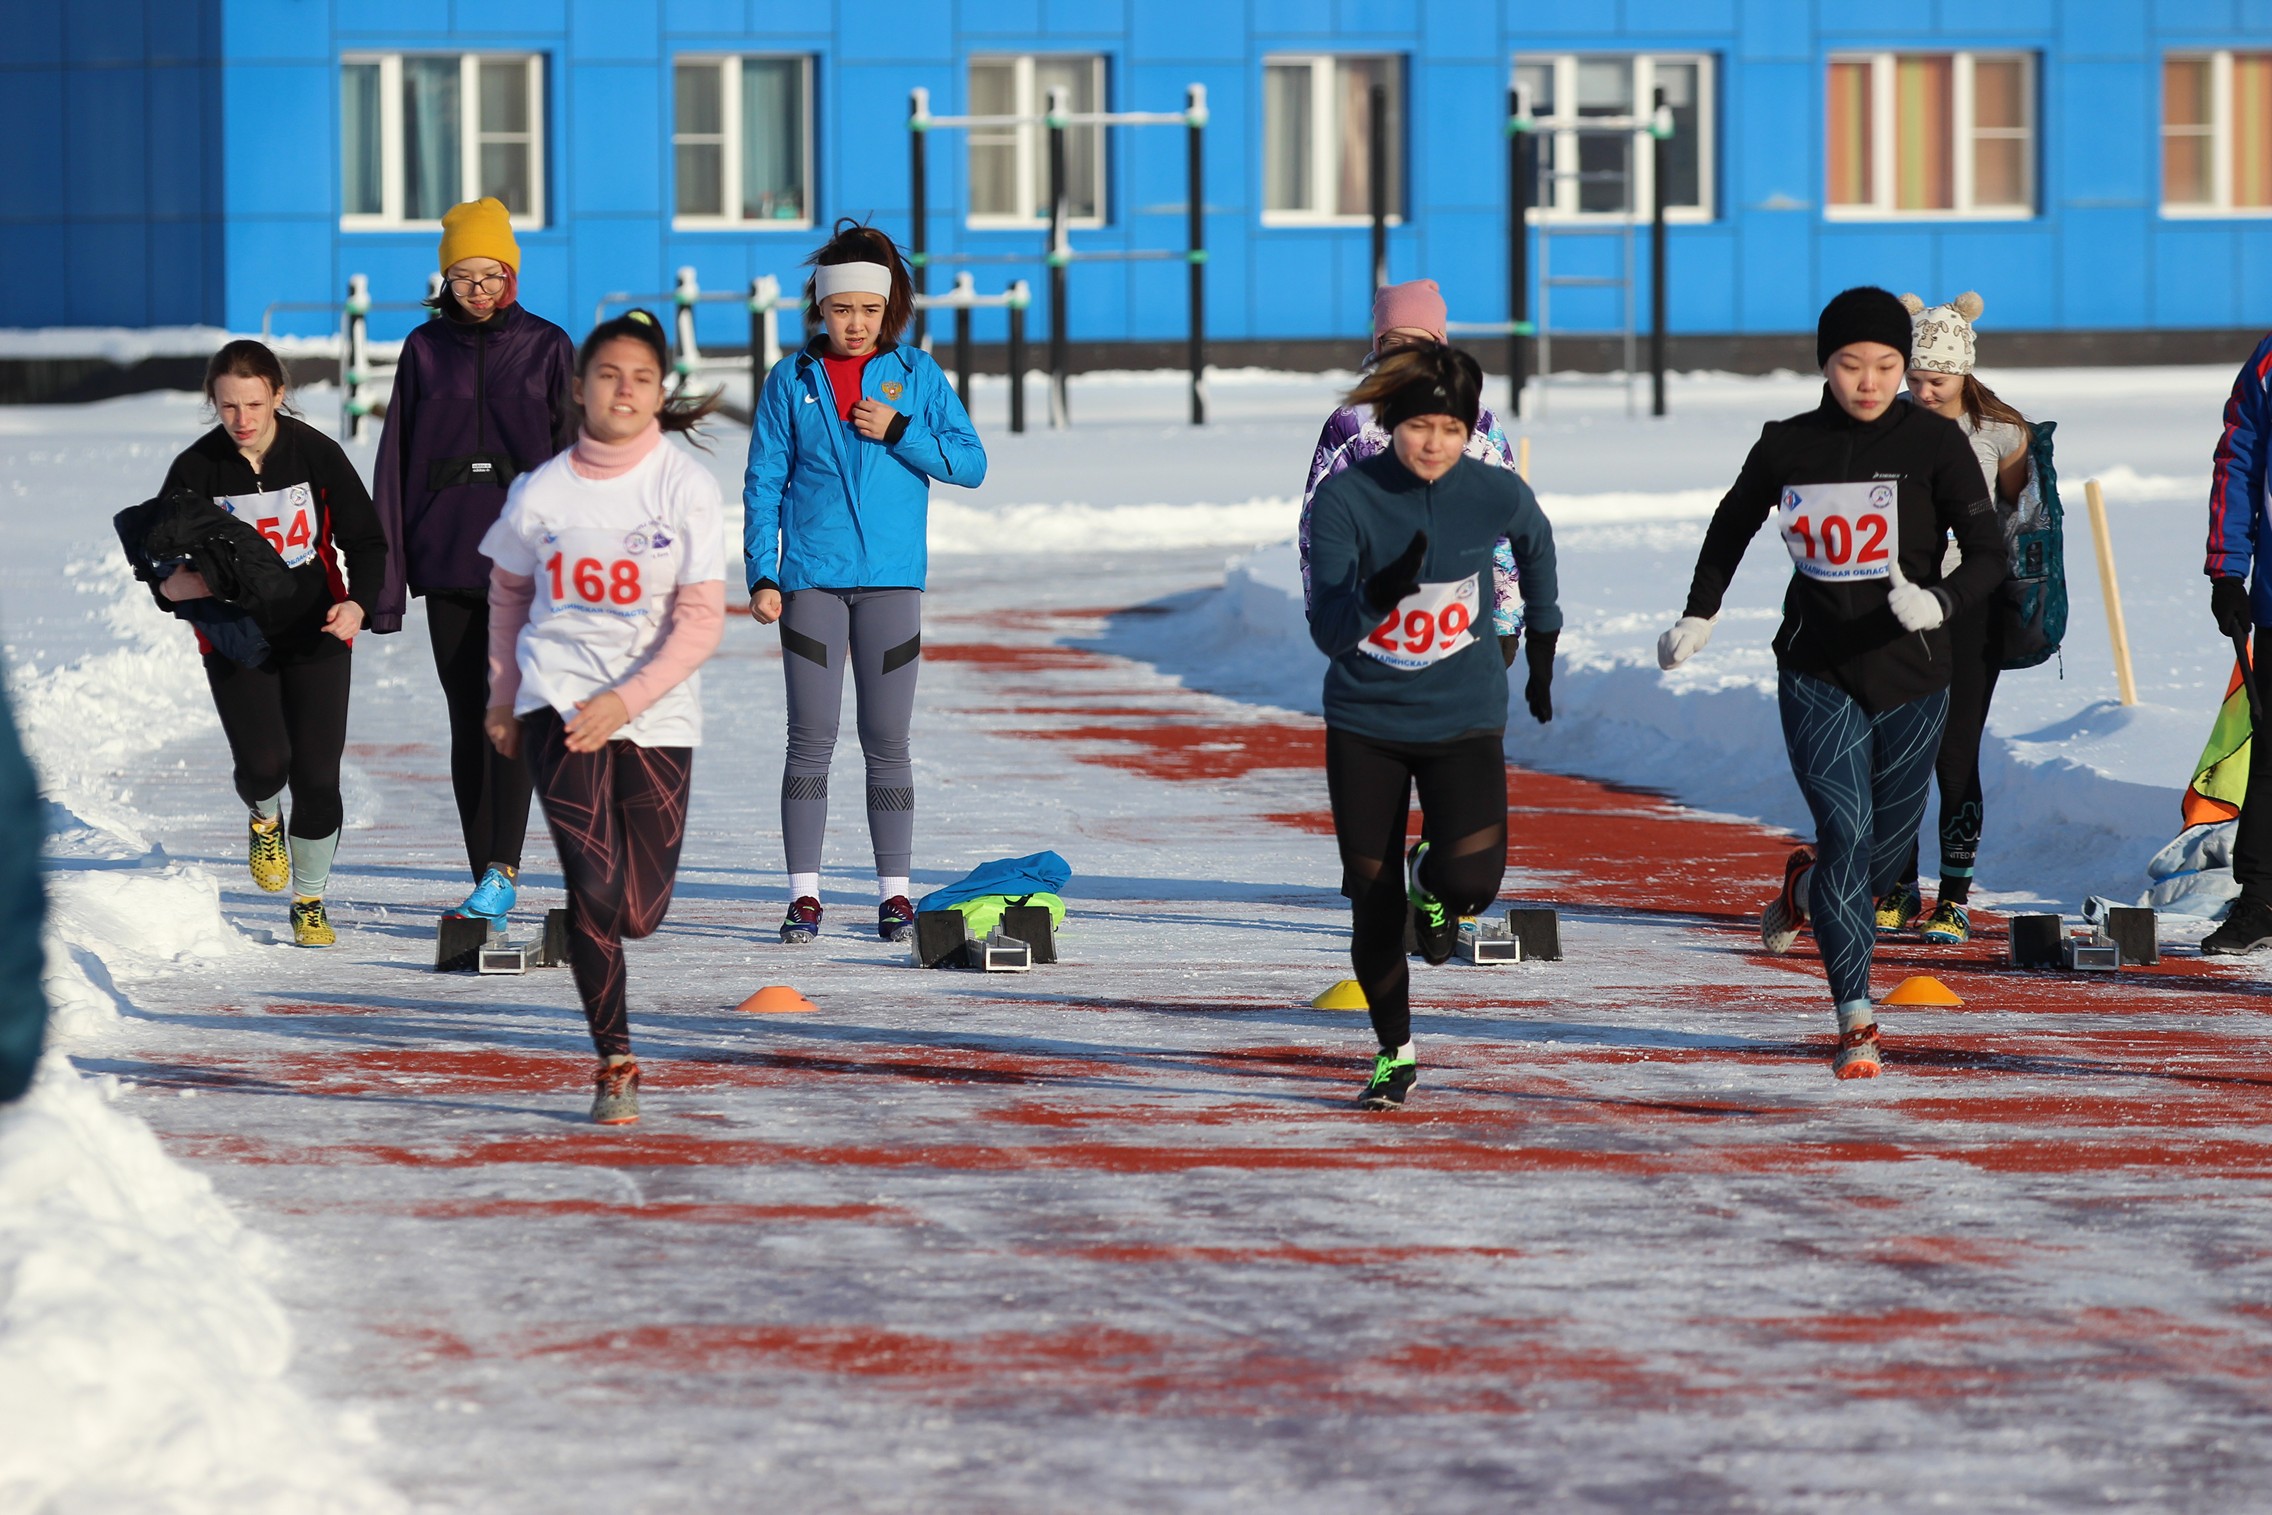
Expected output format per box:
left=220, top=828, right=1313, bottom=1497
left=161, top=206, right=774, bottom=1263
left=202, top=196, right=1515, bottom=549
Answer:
left=158, top=415, right=387, bottom=652
left=1684, top=389, right=2006, bottom=713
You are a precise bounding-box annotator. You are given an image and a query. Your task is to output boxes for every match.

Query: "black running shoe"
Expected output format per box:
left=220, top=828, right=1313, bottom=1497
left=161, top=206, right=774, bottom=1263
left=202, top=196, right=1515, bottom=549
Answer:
left=780, top=896, right=822, bottom=945
left=1405, top=842, right=1456, bottom=965
left=1357, top=1052, right=1417, bottom=1110
left=2204, top=896, right=2272, bottom=956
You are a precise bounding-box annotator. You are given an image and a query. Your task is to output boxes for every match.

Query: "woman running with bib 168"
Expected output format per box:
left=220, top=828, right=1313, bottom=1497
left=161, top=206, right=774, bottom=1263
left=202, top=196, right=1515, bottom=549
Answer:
left=744, top=222, right=986, bottom=945
left=1657, top=287, right=2005, bottom=1079
left=481, top=311, right=724, bottom=1126
left=1306, top=346, right=1560, bottom=1111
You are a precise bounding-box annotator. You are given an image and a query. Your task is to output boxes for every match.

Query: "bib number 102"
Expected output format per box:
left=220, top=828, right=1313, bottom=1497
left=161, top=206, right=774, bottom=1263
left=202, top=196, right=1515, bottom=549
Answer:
left=545, top=552, right=643, bottom=607
left=1786, top=511, right=1888, bottom=570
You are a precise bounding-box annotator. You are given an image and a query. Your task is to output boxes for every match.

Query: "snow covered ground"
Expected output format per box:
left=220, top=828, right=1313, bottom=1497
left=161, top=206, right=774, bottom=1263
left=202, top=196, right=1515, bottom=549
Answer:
left=6, top=367, right=2272, bottom=1512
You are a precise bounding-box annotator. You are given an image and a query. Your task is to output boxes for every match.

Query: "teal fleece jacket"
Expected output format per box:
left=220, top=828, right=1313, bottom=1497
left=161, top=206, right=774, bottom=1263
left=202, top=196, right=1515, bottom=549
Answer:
left=1306, top=451, right=1561, bottom=743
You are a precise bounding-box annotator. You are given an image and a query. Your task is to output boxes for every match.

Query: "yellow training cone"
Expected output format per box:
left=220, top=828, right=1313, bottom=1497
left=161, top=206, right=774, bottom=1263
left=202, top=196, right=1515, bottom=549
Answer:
left=737, top=984, right=817, bottom=1014
left=1310, top=979, right=1369, bottom=1011
left=1882, top=975, right=1963, bottom=1008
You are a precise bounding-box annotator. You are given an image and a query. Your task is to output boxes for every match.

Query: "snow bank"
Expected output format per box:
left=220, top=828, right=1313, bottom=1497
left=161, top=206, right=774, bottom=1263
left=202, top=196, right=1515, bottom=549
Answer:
left=930, top=494, right=1299, bottom=553
left=2, top=550, right=396, bottom=1508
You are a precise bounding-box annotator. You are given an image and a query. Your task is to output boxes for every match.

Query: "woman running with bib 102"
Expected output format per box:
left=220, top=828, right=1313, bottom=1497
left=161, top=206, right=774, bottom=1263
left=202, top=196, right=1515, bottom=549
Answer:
left=1658, top=287, right=2005, bottom=1079
left=154, top=342, right=387, bottom=947
left=480, top=311, right=724, bottom=1125
left=744, top=222, right=986, bottom=945
left=1306, top=346, right=1560, bottom=1110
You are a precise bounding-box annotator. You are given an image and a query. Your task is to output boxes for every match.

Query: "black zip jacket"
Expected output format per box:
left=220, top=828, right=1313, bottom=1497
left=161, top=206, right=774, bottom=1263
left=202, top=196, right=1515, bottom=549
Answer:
left=1684, top=389, right=2006, bottom=713
left=158, top=414, right=388, bottom=650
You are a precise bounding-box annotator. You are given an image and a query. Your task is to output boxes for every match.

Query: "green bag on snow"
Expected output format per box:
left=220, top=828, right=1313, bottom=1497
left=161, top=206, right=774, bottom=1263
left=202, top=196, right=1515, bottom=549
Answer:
left=950, top=892, right=1067, bottom=939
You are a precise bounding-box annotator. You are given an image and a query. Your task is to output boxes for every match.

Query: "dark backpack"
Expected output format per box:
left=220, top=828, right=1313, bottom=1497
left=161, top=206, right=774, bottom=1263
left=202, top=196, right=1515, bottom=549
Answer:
left=1997, top=417, right=2067, bottom=670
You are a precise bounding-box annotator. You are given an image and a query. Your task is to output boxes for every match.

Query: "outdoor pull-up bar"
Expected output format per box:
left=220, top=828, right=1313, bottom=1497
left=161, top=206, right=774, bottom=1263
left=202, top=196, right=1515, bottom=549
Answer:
left=909, top=82, right=1209, bottom=428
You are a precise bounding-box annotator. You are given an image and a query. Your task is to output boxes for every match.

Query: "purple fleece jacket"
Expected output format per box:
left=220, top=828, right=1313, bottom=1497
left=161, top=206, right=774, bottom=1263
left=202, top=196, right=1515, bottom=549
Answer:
left=370, top=302, right=576, bottom=631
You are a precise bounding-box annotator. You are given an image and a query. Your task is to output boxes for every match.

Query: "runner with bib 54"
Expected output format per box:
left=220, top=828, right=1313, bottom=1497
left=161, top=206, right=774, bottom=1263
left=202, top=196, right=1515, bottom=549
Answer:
left=1658, top=287, right=2005, bottom=1079
left=1305, top=345, right=1560, bottom=1111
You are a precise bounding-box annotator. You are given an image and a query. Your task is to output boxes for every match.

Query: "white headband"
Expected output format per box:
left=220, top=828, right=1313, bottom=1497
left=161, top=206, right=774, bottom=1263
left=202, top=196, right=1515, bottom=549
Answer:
left=814, top=261, right=894, bottom=299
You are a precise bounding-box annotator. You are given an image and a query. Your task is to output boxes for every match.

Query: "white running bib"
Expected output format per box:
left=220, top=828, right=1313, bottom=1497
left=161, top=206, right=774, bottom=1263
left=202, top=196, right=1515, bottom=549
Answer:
left=1360, top=574, right=1480, bottom=670
left=218, top=484, right=318, bottom=568
left=1779, top=481, right=1895, bottom=582
left=539, top=523, right=681, bottom=620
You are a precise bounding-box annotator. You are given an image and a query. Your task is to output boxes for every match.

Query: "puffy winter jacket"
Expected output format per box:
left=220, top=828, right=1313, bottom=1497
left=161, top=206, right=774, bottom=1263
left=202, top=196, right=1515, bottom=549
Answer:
left=1684, top=388, right=2006, bottom=713
left=371, top=302, right=576, bottom=628
left=743, top=339, right=986, bottom=594
left=2206, top=332, right=2272, bottom=624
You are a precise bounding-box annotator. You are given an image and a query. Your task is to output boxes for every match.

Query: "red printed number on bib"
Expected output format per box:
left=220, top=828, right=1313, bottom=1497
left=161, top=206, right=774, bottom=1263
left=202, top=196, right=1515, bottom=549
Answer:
left=538, top=524, right=676, bottom=618
left=218, top=485, right=318, bottom=569
left=544, top=552, right=644, bottom=610
left=1361, top=574, right=1480, bottom=671
left=1779, top=481, right=1894, bottom=583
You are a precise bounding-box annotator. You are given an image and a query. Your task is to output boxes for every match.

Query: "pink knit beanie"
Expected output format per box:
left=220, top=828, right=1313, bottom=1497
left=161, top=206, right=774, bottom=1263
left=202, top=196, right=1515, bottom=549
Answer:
left=1372, top=279, right=1448, bottom=344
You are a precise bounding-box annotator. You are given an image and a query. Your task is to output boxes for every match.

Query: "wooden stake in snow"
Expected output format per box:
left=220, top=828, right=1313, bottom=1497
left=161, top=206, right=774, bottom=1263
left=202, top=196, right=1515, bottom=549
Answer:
left=1517, top=435, right=1531, bottom=481
left=2084, top=478, right=2139, bottom=707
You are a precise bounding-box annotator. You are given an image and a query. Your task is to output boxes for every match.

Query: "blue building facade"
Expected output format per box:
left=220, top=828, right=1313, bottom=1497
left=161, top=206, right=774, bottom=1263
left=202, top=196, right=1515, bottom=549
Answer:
left=9, top=1, right=2272, bottom=354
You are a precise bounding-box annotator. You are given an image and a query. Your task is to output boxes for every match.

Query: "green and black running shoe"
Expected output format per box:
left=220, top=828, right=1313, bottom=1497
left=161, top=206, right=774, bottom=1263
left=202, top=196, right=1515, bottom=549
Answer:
left=1405, top=841, right=1456, bottom=965
left=1358, top=1052, right=1418, bottom=1110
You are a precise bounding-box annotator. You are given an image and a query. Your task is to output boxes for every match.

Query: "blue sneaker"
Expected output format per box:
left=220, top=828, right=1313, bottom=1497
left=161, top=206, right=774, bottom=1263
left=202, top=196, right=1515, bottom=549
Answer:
left=453, top=866, right=517, bottom=923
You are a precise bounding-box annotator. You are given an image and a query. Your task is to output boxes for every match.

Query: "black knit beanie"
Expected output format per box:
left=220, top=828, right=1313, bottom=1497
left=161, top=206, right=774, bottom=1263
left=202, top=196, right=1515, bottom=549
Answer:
left=1816, top=286, right=1914, bottom=368
left=1379, top=346, right=1483, bottom=434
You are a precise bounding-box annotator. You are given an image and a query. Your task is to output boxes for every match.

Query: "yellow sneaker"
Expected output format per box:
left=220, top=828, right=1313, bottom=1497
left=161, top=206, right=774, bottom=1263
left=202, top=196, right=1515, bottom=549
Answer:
left=248, top=812, right=289, bottom=893
left=290, top=896, right=335, bottom=947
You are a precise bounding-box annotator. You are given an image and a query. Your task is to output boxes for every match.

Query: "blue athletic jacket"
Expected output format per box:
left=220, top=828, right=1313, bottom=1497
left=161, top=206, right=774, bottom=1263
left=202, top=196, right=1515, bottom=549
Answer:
left=2207, top=332, right=2272, bottom=626
left=743, top=338, right=987, bottom=594
left=1308, top=451, right=1561, bottom=744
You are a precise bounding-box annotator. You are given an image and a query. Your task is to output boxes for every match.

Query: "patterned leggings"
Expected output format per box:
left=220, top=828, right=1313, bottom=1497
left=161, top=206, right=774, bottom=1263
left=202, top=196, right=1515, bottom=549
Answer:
left=524, top=709, right=693, bottom=1058
left=1778, top=671, right=1948, bottom=1007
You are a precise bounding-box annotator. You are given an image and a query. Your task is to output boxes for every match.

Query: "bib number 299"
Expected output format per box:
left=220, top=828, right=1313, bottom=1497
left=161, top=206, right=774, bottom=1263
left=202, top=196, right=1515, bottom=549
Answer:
left=545, top=552, right=643, bottom=607
left=1360, top=575, right=1480, bottom=671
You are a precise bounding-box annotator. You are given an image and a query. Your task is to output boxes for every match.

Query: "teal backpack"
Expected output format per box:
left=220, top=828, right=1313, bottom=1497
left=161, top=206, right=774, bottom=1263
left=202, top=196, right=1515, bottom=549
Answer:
left=1997, top=417, right=2067, bottom=671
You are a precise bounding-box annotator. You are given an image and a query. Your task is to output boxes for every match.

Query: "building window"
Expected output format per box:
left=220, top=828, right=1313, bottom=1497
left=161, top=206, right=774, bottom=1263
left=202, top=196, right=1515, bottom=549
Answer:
left=1262, top=55, right=1403, bottom=224
left=2164, top=53, right=2272, bottom=214
left=966, top=55, right=1106, bottom=226
left=1825, top=53, right=2034, bottom=218
left=1513, top=54, right=1714, bottom=221
left=341, top=53, right=544, bottom=228
left=673, top=56, right=813, bottom=228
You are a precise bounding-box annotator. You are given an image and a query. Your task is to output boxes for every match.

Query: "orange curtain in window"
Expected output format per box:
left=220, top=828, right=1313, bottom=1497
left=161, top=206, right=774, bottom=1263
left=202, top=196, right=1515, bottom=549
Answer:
left=2165, top=58, right=2215, bottom=207
left=1894, top=56, right=1953, bottom=210
left=1827, top=61, right=1872, bottom=205
left=2235, top=55, right=2272, bottom=209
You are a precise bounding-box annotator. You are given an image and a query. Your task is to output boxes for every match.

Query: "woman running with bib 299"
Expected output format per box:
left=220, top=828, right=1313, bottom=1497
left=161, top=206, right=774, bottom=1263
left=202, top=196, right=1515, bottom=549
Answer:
left=1306, top=346, right=1560, bottom=1111
left=481, top=311, right=724, bottom=1125
left=1656, top=287, right=2005, bottom=1079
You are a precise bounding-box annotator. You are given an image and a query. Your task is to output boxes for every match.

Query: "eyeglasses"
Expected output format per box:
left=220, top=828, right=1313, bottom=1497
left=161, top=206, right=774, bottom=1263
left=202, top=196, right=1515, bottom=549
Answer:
left=447, top=272, right=510, bottom=297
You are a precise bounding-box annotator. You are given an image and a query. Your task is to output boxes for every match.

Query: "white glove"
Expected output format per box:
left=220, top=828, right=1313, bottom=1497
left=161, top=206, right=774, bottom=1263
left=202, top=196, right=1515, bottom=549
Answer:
left=1885, top=558, right=1948, bottom=632
left=1656, top=615, right=1715, bottom=670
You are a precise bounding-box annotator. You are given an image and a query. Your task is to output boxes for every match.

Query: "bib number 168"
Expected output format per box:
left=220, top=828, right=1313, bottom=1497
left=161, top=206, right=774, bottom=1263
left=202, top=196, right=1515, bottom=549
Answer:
left=545, top=552, right=643, bottom=607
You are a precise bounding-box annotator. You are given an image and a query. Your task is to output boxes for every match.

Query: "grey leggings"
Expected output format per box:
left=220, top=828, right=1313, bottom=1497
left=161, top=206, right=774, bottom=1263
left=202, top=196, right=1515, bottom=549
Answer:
left=779, top=587, right=922, bottom=877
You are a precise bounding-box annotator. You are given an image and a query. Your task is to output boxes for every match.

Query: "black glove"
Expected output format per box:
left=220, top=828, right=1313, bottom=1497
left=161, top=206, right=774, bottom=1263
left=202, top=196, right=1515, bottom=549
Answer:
left=1523, top=630, right=1557, bottom=724
left=1363, top=531, right=1428, bottom=613
left=1499, top=633, right=1520, bottom=669
left=2213, top=575, right=2254, bottom=640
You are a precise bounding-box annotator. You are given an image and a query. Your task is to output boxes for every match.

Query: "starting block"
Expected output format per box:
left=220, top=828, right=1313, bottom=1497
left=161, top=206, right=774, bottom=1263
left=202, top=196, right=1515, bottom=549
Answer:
left=1504, top=907, right=1562, bottom=961
left=453, top=909, right=570, bottom=975
left=914, top=908, right=1055, bottom=971
left=2009, top=911, right=2126, bottom=972
left=435, top=913, right=499, bottom=972
left=1457, top=918, right=1522, bottom=964
left=2083, top=898, right=2160, bottom=966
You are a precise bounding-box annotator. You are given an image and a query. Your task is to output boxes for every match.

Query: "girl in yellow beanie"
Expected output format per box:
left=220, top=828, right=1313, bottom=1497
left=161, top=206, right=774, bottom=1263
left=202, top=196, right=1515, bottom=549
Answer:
left=370, top=197, right=577, bottom=931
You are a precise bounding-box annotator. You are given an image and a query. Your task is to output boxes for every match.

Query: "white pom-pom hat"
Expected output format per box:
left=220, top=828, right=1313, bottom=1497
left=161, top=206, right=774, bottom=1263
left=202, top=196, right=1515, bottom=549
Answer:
left=1900, top=290, right=1984, bottom=375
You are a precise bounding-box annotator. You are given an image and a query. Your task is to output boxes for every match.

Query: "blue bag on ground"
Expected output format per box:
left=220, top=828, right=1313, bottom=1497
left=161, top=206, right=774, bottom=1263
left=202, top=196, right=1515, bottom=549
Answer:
left=917, top=851, right=1072, bottom=913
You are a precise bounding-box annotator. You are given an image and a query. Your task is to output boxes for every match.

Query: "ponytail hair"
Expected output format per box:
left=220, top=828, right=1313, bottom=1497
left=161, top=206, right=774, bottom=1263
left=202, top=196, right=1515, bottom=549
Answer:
left=1961, top=374, right=2033, bottom=452
left=577, top=308, right=721, bottom=446
left=802, top=218, right=915, bottom=343
left=203, top=339, right=299, bottom=417
left=1343, top=344, right=1484, bottom=435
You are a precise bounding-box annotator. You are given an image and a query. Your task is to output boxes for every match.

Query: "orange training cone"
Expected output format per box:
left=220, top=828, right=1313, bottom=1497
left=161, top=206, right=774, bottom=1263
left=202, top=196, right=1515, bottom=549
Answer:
left=1882, top=975, right=1963, bottom=1007
left=738, top=984, right=817, bottom=1014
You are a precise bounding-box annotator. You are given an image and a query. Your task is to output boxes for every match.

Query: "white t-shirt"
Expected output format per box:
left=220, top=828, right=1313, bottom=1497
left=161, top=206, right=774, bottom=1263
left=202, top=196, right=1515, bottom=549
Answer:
left=478, top=443, right=725, bottom=749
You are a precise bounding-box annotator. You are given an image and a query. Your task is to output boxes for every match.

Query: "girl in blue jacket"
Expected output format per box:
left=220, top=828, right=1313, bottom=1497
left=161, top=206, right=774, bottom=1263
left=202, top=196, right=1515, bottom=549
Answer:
left=744, top=222, right=987, bottom=944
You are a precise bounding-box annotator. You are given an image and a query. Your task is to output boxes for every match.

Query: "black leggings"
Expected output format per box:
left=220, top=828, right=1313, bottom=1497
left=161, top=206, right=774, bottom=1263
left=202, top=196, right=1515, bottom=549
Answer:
left=204, top=642, right=351, bottom=838
left=1325, top=727, right=1508, bottom=1053
left=425, top=589, right=534, bottom=879
left=1899, top=602, right=2002, bottom=903
left=524, top=709, right=693, bottom=1060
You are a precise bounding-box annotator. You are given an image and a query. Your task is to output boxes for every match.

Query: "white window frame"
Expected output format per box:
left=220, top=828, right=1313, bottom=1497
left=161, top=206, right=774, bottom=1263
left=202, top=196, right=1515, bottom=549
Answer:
left=340, top=52, right=546, bottom=231
left=671, top=54, right=815, bottom=232
left=1515, top=53, right=1716, bottom=224
left=1823, top=51, right=2036, bottom=222
left=1260, top=53, right=1404, bottom=227
left=2160, top=51, right=2272, bottom=218
left=964, top=54, right=1108, bottom=231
